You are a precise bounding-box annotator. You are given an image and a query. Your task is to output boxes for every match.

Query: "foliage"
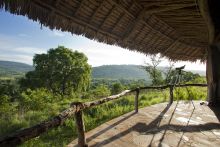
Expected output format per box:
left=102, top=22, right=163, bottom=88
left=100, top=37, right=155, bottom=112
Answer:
left=111, top=82, right=124, bottom=94
left=143, top=55, right=206, bottom=85
left=168, top=70, right=206, bottom=84
left=90, top=84, right=111, bottom=98
left=0, top=79, right=20, bottom=101
left=19, top=88, right=54, bottom=111
left=0, top=80, right=207, bottom=147
left=163, top=61, right=175, bottom=84
left=143, top=55, right=164, bottom=85
left=0, top=54, right=208, bottom=147
left=20, top=46, right=91, bottom=95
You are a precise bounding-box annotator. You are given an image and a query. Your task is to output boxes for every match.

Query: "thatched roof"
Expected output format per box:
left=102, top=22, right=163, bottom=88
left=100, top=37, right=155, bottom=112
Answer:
left=0, top=0, right=210, bottom=61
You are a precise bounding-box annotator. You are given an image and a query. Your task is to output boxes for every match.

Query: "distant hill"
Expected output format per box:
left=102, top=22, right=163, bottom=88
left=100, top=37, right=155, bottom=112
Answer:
left=0, top=61, right=33, bottom=77
left=92, top=65, right=206, bottom=80
left=92, top=65, right=150, bottom=80
left=0, top=61, right=206, bottom=79
left=187, top=70, right=206, bottom=76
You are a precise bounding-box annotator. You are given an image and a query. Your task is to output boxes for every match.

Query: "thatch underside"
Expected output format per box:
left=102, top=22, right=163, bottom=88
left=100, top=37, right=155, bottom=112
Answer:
left=0, top=0, right=209, bottom=61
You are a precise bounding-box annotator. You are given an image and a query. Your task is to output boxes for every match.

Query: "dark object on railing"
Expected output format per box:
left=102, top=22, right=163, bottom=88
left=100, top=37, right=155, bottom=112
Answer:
left=135, top=88, right=140, bottom=113
left=0, top=83, right=207, bottom=147
left=175, top=65, right=185, bottom=71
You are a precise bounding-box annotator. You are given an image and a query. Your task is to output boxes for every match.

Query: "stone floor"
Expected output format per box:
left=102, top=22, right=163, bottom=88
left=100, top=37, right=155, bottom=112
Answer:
left=68, top=101, right=220, bottom=147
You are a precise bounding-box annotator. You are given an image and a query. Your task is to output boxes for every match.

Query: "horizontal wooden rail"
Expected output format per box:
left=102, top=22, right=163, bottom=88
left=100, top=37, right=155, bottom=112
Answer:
left=0, top=90, right=133, bottom=146
left=71, top=90, right=132, bottom=111
left=0, top=106, right=77, bottom=146
left=175, top=83, right=207, bottom=87
left=0, top=83, right=207, bottom=146
left=138, top=83, right=207, bottom=90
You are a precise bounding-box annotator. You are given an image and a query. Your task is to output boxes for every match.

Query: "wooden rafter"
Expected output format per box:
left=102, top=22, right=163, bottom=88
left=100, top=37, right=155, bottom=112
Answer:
left=122, top=10, right=146, bottom=41
left=111, top=2, right=135, bottom=33
left=99, top=5, right=116, bottom=29
left=88, top=0, right=106, bottom=25
left=144, top=3, right=196, bottom=15
left=110, top=12, right=124, bottom=33
left=49, top=0, right=61, bottom=15
left=74, top=0, right=86, bottom=16
left=164, top=39, right=181, bottom=54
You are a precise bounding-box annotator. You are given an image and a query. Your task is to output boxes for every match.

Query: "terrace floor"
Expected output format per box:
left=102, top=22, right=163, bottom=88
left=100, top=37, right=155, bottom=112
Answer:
left=68, top=101, right=220, bottom=147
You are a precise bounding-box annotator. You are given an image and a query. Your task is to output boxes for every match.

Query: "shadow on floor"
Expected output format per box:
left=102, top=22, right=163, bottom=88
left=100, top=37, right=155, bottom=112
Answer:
left=87, top=112, right=136, bottom=142
left=90, top=102, right=220, bottom=147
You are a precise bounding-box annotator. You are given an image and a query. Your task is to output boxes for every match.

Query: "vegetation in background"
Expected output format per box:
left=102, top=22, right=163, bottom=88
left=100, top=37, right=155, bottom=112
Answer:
left=143, top=55, right=206, bottom=85
left=143, top=55, right=164, bottom=85
left=0, top=49, right=207, bottom=146
left=19, top=46, right=91, bottom=95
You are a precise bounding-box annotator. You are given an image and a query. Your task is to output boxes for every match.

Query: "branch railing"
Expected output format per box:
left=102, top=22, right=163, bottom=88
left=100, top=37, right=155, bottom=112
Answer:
left=0, top=83, right=207, bottom=147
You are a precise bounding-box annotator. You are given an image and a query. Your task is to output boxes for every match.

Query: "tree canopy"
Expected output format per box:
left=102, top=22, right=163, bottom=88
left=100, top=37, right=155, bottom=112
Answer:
left=20, top=46, right=91, bottom=95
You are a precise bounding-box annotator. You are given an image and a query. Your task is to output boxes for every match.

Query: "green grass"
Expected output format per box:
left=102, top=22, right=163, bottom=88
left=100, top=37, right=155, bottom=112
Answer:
left=0, top=87, right=207, bottom=147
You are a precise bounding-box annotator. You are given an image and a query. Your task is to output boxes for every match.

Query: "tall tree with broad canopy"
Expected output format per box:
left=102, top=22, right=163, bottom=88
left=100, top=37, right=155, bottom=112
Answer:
left=21, top=46, right=91, bottom=95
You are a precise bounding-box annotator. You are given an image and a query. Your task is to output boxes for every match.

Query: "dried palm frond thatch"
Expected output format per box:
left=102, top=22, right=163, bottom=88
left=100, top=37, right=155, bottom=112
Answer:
left=0, top=0, right=210, bottom=61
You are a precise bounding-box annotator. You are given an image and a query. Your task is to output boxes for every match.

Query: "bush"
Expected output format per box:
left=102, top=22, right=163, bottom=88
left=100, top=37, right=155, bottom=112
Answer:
left=90, top=84, right=111, bottom=98
left=19, top=88, right=54, bottom=111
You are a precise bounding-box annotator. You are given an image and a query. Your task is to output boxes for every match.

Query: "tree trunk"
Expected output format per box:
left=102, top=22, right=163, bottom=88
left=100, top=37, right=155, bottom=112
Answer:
left=207, top=44, right=220, bottom=106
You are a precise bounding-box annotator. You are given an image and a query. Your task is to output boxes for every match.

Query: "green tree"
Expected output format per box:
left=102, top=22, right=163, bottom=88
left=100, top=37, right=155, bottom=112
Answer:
left=163, top=61, right=175, bottom=84
left=143, top=55, right=163, bottom=86
left=21, top=46, right=91, bottom=95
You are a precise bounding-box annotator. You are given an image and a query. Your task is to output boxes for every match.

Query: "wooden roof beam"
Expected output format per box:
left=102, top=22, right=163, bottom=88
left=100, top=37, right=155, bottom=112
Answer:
left=139, top=0, right=193, bottom=6
left=164, top=39, right=181, bottom=54
left=111, top=2, right=135, bottom=33
left=88, top=0, right=106, bottom=24
left=74, top=0, right=86, bottom=16
left=122, top=10, right=146, bottom=41
left=99, top=5, right=116, bottom=29
left=110, top=0, right=178, bottom=43
left=49, top=0, right=61, bottom=15
left=144, top=3, right=197, bottom=15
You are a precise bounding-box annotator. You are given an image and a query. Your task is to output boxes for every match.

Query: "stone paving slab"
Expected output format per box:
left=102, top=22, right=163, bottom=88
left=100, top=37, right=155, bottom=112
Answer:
left=68, top=101, right=220, bottom=147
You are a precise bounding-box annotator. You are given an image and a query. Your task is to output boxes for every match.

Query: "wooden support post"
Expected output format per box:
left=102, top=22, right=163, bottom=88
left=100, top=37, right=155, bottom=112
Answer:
left=169, top=85, right=174, bottom=104
left=75, top=111, right=87, bottom=147
left=207, top=45, right=220, bottom=106
left=135, top=88, right=140, bottom=113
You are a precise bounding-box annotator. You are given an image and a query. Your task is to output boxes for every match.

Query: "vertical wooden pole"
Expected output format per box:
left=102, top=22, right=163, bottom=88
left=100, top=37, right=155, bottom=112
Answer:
left=207, top=45, right=220, bottom=106
left=135, top=88, right=140, bottom=113
left=169, top=85, right=174, bottom=104
left=75, top=111, right=87, bottom=147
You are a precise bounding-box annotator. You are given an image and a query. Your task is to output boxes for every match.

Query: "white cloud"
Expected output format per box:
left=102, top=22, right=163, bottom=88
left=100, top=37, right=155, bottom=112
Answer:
left=64, top=37, right=206, bottom=70
left=52, top=31, right=65, bottom=37
left=0, top=54, right=33, bottom=65
left=12, top=47, right=46, bottom=55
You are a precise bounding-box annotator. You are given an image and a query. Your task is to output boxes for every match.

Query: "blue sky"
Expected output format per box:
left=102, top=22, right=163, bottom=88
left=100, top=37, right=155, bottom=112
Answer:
left=0, top=10, right=206, bottom=70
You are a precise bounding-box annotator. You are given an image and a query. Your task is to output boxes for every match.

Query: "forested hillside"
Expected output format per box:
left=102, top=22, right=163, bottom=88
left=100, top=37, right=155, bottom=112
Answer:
left=92, top=65, right=149, bottom=80
left=0, top=61, right=205, bottom=79
left=0, top=61, right=33, bottom=78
